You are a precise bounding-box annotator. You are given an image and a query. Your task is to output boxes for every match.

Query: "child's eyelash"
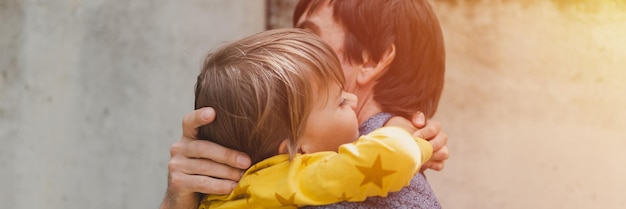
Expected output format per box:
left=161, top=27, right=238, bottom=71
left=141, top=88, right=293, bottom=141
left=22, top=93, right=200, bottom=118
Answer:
left=340, top=98, right=347, bottom=106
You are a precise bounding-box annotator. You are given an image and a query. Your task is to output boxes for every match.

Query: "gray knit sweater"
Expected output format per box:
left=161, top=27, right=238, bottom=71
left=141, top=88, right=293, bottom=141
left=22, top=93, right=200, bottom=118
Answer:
left=302, top=112, right=441, bottom=209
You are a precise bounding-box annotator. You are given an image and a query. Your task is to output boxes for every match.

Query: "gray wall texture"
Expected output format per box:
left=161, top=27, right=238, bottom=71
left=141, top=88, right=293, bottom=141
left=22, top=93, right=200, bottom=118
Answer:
left=0, top=0, right=265, bottom=208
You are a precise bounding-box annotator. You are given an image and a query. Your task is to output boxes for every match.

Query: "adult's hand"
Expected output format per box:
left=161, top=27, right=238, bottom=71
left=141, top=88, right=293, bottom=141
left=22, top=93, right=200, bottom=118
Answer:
left=411, top=112, right=449, bottom=172
left=160, top=107, right=252, bottom=209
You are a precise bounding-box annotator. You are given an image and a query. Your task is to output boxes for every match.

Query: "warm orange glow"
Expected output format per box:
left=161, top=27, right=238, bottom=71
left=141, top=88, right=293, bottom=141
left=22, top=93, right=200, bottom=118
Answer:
left=429, top=1, right=626, bottom=208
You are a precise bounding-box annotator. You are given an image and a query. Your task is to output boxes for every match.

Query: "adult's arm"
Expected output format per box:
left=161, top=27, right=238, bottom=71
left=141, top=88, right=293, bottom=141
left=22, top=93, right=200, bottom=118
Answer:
left=386, top=112, right=449, bottom=172
left=160, top=107, right=252, bottom=209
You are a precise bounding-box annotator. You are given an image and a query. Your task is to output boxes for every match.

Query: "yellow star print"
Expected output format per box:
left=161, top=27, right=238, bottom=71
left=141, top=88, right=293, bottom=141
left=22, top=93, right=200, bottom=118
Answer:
left=339, top=192, right=352, bottom=201
left=275, top=192, right=296, bottom=206
left=355, top=155, right=396, bottom=189
left=234, top=184, right=251, bottom=203
left=301, top=155, right=312, bottom=166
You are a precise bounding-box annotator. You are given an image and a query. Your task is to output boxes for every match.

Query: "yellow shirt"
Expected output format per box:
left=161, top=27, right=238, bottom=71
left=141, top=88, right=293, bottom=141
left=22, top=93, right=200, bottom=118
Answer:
left=199, top=126, right=433, bottom=209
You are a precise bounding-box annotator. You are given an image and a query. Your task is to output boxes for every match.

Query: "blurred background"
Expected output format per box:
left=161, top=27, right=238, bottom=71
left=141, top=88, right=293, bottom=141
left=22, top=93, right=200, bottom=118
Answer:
left=1, top=0, right=624, bottom=208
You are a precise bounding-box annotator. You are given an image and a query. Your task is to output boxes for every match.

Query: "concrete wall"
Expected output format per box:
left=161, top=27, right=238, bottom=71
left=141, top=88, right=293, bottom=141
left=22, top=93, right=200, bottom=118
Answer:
left=0, top=1, right=265, bottom=208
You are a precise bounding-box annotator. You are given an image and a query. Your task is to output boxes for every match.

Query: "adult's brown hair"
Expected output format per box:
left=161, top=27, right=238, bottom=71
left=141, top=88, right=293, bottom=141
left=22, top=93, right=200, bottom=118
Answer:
left=294, top=0, right=445, bottom=119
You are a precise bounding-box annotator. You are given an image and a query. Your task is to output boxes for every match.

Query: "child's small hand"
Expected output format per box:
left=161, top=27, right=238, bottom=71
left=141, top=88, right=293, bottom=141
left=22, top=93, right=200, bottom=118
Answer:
left=382, top=113, right=449, bottom=172
left=413, top=118, right=449, bottom=172
left=385, top=116, right=417, bottom=133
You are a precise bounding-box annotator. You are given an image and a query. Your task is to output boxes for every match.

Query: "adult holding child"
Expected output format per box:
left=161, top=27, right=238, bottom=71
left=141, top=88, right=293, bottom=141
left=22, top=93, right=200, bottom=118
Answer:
left=160, top=0, right=448, bottom=208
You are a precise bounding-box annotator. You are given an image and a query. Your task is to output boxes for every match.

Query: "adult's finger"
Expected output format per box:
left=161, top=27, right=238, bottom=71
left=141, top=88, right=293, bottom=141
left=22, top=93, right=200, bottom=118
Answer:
left=182, top=107, right=216, bottom=141
left=177, top=138, right=251, bottom=169
left=191, top=175, right=238, bottom=195
left=169, top=170, right=237, bottom=195
left=180, top=158, right=245, bottom=182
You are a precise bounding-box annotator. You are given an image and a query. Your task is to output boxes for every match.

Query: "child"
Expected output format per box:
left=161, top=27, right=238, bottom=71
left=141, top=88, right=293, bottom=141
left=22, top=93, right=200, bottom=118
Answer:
left=194, top=28, right=432, bottom=209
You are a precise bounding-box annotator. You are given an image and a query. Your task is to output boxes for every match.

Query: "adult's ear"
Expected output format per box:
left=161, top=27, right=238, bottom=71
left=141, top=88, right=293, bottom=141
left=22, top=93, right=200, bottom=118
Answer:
left=356, top=44, right=396, bottom=86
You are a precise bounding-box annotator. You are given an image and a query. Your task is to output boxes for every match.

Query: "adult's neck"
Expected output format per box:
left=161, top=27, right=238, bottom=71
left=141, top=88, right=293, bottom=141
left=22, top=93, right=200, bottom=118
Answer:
left=354, top=88, right=383, bottom=126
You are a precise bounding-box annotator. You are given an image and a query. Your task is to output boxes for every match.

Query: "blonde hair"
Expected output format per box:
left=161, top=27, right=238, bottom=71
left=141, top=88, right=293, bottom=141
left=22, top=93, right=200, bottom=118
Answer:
left=195, top=28, right=345, bottom=164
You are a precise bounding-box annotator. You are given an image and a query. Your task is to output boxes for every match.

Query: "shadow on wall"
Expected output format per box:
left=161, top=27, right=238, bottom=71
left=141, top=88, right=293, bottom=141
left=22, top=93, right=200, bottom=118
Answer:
left=0, top=1, right=23, bottom=207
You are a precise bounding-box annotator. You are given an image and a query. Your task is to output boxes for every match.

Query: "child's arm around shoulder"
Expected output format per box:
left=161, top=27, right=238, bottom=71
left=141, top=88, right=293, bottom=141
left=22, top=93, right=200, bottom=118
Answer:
left=291, top=126, right=432, bottom=205
left=362, top=126, right=433, bottom=165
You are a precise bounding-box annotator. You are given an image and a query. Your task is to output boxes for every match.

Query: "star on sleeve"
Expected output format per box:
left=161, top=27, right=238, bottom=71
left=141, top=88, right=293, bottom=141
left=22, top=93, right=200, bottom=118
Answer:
left=301, top=155, right=312, bottom=166
left=275, top=192, right=296, bottom=206
left=355, top=155, right=396, bottom=189
left=338, top=192, right=352, bottom=201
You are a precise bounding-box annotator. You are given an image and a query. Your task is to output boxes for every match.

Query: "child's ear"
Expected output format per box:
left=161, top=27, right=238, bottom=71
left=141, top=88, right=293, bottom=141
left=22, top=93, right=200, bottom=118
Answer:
left=357, top=44, right=396, bottom=86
